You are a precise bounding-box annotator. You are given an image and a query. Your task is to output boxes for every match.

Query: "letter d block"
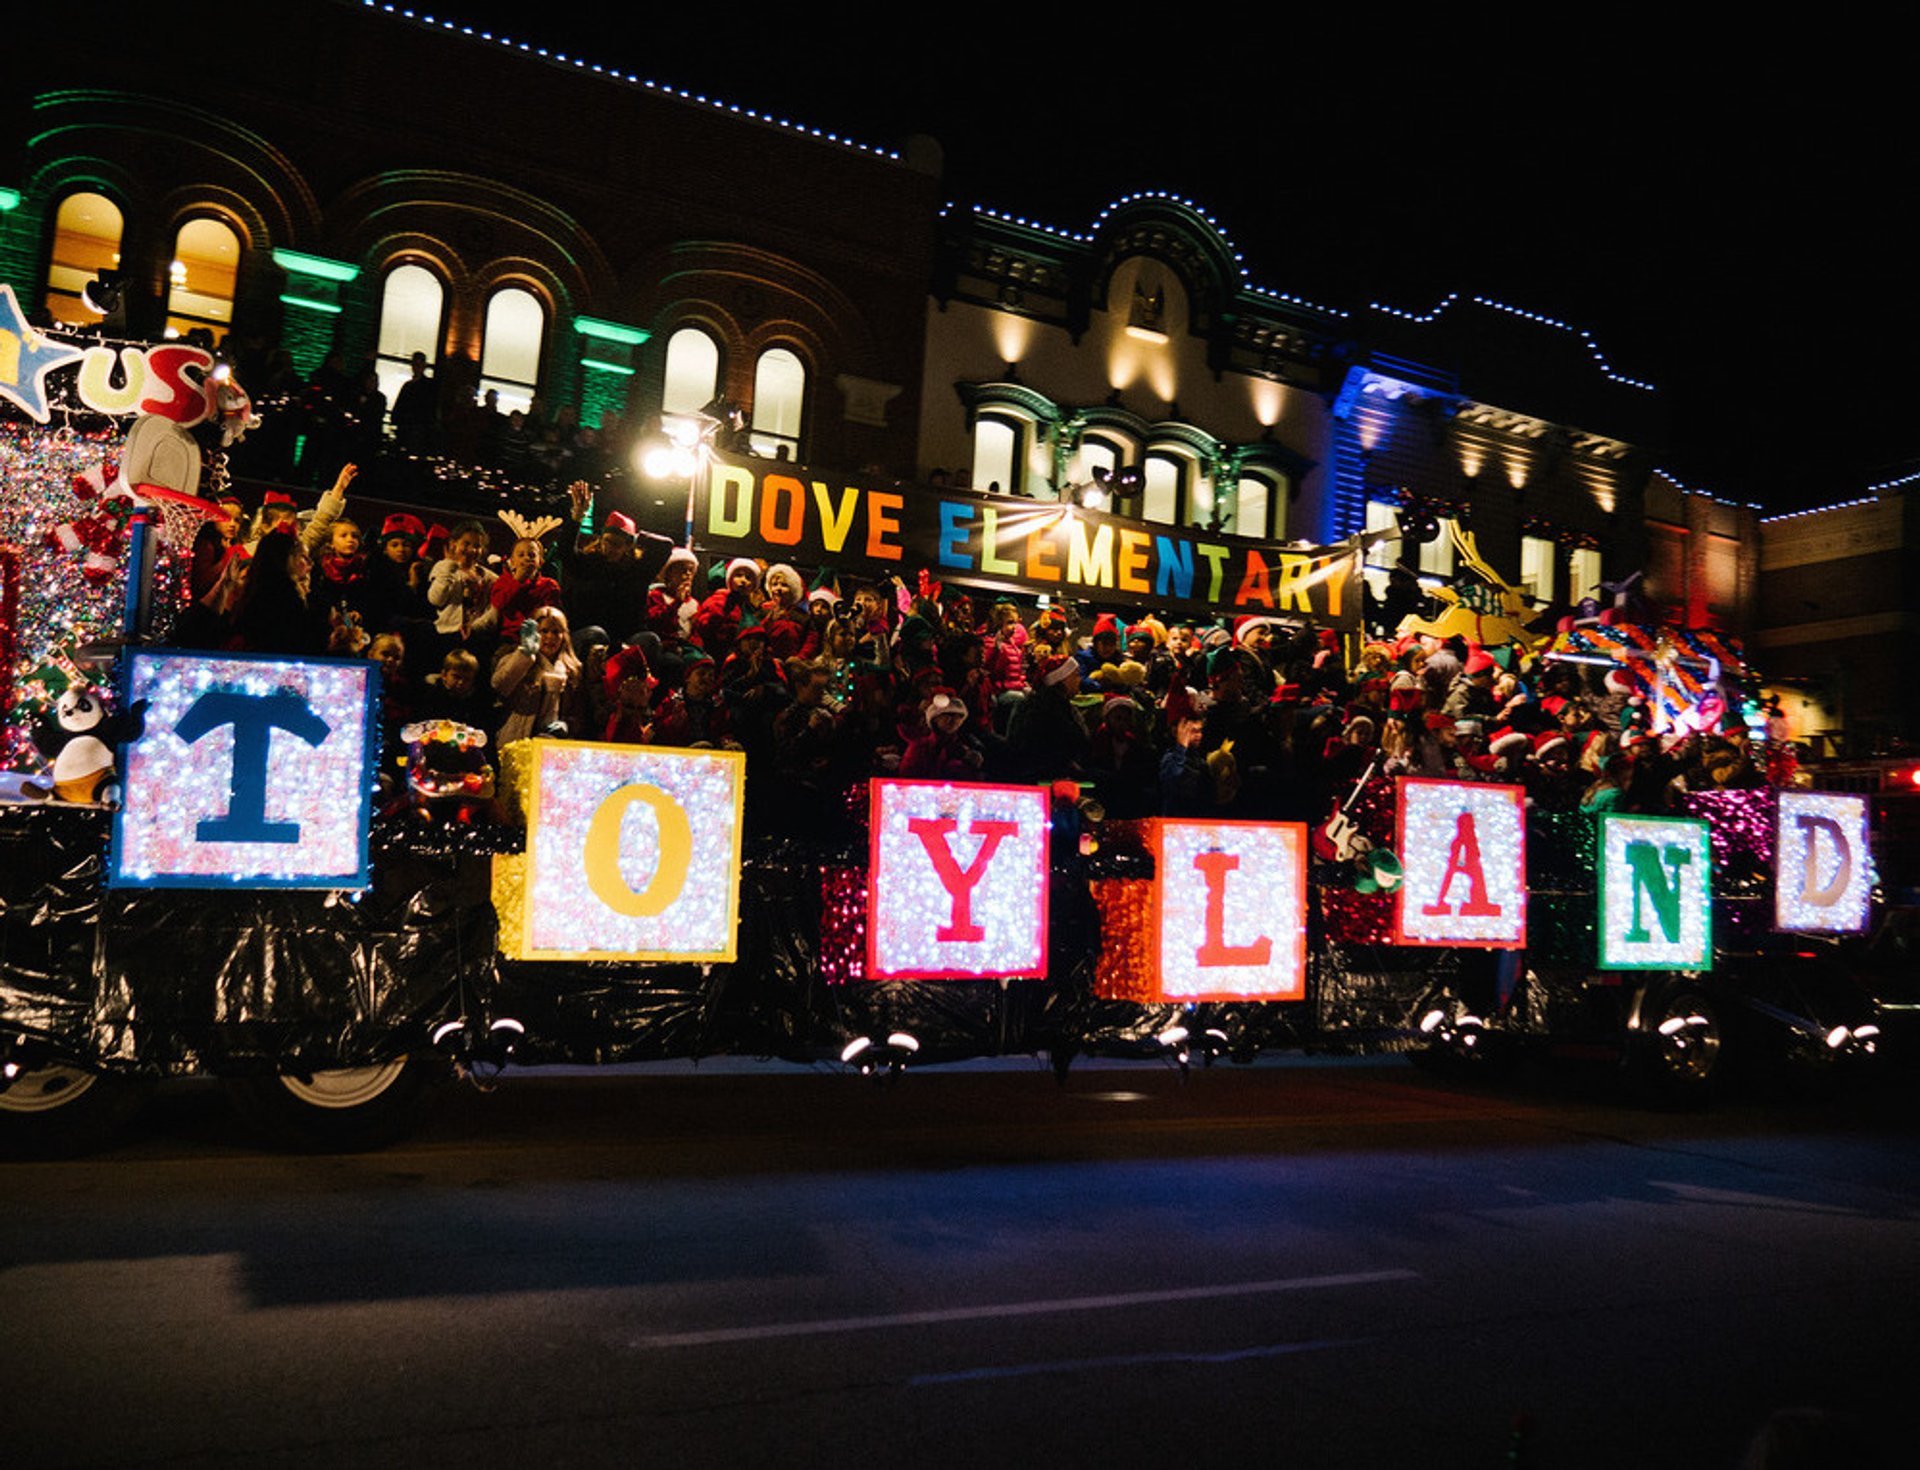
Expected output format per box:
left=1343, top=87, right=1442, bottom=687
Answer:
left=110, top=650, right=376, bottom=889
left=867, top=779, right=1049, bottom=979
left=495, top=740, right=745, bottom=961
left=1775, top=791, right=1874, bottom=934
left=1152, top=819, right=1308, bottom=1001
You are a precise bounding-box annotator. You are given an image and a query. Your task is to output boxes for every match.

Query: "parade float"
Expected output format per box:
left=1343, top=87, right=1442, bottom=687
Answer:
left=0, top=288, right=1887, bottom=1154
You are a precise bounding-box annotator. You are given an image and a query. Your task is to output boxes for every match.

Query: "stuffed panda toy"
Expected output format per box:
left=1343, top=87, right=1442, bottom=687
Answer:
left=31, top=686, right=148, bottom=805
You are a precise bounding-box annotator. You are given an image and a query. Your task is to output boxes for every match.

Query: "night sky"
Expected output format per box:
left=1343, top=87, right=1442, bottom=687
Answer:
left=167, top=7, right=1920, bottom=508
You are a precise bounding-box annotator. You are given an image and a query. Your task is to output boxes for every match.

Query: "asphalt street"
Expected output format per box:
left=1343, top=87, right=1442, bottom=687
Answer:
left=5, top=1059, right=1916, bottom=1468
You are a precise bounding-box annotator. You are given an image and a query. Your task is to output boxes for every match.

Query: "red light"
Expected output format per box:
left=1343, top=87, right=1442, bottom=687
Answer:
left=1909, top=768, right=1920, bottom=788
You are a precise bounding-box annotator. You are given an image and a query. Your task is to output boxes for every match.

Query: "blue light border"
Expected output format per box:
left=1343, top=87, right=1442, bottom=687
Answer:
left=108, top=648, right=381, bottom=891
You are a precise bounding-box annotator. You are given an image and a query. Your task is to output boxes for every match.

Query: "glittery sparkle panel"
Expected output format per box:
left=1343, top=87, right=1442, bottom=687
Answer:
left=819, top=866, right=870, bottom=984
left=865, top=779, right=1049, bottom=980
left=1152, top=819, right=1307, bottom=1001
left=1395, top=779, right=1527, bottom=949
left=500, top=739, right=745, bottom=962
left=1598, top=813, right=1712, bottom=971
left=1, top=425, right=186, bottom=764
left=1092, top=878, right=1155, bottom=1001
left=1319, top=885, right=1396, bottom=944
left=110, top=651, right=374, bottom=888
left=1774, top=791, right=1874, bottom=934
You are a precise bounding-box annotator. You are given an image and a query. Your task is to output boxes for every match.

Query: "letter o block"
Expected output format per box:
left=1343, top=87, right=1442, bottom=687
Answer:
left=495, top=740, right=744, bottom=961
left=1152, top=819, right=1307, bottom=1001
left=1776, top=791, right=1874, bottom=934
left=867, top=779, right=1049, bottom=979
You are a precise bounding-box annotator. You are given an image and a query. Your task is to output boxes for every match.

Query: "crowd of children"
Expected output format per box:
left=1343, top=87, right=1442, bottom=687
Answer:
left=174, top=477, right=1769, bottom=834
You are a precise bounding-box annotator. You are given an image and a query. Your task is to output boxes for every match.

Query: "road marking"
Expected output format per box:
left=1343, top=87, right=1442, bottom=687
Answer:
left=911, top=1336, right=1360, bottom=1384
left=630, top=1269, right=1418, bottom=1350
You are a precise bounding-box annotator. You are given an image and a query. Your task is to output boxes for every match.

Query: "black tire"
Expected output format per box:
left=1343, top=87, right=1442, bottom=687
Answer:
left=0, top=1065, right=153, bottom=1158
left=1629, top=983, right=1725, bottom=1106
left=223, top=1058, right=433, bottom=1152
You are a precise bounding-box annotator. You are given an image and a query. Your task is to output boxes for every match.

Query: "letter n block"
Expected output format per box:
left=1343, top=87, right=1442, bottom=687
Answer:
left=866, top=779, right=1049, bottom=979
left=1152, top=819, right=1307, bottom=1001
left=493, top=739, right=745, bottom=961
left=110, top=650, right=377, bottom=889
left=1394, top=778, right=1527, bottom=948
left=1598, top=813, right=1712, bottom=971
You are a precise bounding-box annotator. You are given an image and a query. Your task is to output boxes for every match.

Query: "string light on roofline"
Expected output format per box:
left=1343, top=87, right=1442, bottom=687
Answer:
left=1363, top=293, right=1656, bottom=392
left=365, top=2, right=901, bottom=159
left=1760, top=494, right=1884, bottom=523
left=1650, top=468, right=1763, bottom=511
left=961, top=198, right=1346, bottom=316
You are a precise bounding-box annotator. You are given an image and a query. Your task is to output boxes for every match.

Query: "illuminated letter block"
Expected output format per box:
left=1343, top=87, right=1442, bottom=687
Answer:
left=1395, top=779, right=1527, bottom=948
left=867, top=779, right=1048, bottom=979
left=110, top=650, right=376, bottom=889
left=1775, top=791, right=1874, bottom=934
left=1153, top=819, right=1307, bottom=1001
left=494, top=740, right=744, bottom=961
left=1598, top=813, right=1712, bottom=970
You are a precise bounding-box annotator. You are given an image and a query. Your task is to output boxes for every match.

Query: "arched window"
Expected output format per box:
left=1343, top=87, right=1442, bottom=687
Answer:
left=43, top=191, right=124, bottom=327
left=1073, top=434, right=1122, bottom=488
left=749, top=347, right=806, bottom=460
left=1141, top=450, right=1185, bottom=525
left=164, top=217, right=242, bottom=342
left=480, top=286, right=545, bottom=414
left=375, top=263, right=445, bottom=407
left=972, top=413, right=1024, bottom=496
left=1234, top=472, right=1280, bottom=541
left=661, top=327, right=720, bottom=416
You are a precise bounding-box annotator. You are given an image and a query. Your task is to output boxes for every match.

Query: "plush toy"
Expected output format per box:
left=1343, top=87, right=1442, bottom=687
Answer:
left=30, top=684, right=148, bottom=804
left=399, top=719, right=495, bottom=822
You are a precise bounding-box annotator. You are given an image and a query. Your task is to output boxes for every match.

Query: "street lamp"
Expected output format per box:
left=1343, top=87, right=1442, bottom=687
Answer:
left=635, top=409, right=721, bottom=548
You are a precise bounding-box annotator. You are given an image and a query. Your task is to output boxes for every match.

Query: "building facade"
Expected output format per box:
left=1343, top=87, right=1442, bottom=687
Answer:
left=3, top=0, right=1682, bottom=633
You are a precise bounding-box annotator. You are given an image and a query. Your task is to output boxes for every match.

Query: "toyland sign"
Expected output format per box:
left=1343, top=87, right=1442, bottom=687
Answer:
left=0, top=285, right=226, bottom=427
left=102, top=654, right=1879, bottom=981
left=693, top=457, right=1363, bottom=630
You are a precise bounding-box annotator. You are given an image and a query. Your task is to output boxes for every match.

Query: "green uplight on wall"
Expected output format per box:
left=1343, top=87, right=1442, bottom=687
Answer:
left=271, top=248, right=359, bottom=283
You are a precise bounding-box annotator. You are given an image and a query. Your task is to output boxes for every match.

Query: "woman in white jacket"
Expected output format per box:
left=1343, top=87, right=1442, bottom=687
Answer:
left=491, top=605, right=586, bottom=746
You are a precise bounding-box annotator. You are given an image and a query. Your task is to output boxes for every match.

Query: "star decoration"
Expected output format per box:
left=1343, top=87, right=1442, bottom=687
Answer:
left=0, top=283, right=85, bottom=423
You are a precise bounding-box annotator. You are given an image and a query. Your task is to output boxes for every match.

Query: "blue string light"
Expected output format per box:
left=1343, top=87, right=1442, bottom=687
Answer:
left=364, top=0, right=902, bottom=160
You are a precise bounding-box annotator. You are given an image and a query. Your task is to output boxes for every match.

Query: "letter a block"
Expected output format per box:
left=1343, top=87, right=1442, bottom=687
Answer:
left=1152, top=819, right=1307, bottom=1001
left=1395, top=779, right=1527, bottom=948
left=493, top=740, right=745, bottom=961
left=867, top=779, right=1049, bottom=979
left=110, top=650, right=376, bottom=888
left=1598, top=813, right=1712, bottom=970
left=1775, top=791, right=1874, bottom=934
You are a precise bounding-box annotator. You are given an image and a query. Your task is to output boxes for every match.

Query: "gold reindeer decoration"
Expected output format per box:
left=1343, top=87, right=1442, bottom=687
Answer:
left=1395, top=522, right=1535, bottom=650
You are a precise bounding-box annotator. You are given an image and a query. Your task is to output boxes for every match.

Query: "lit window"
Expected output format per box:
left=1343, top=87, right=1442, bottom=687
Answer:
left=1363, top=499, right=1400, bottom=600
left=1141, top=452, right=1184, bottom=525
left=973, top=415, right=1021, bottom=495
left=375, top=264, right=445, bottom=406
left=1521, top=535, right=1557, bottom=607
left=163, top=217, right=241, bottom=342
left=1569, top=546, right=1602, bottom=605
left=44, top=191, right=124, bottom=327
left=1235, top=474, right=1278, bottom=541
left=480, top=287, right=546, bottom=414
left=1075, top=435, right=1119, bottom=487
left=662, top=327, right=721, bottom=416
left=749, top=347, right=806, bottom=459
left=1419, top=518, right=1456, bottom=579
